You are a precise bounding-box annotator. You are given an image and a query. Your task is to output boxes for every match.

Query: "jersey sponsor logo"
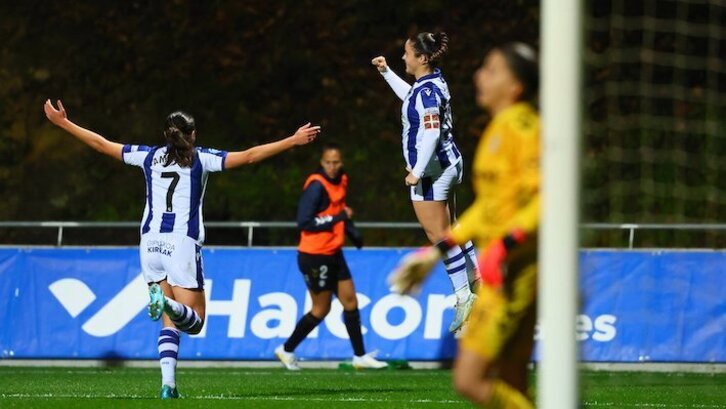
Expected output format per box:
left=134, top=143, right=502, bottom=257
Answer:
left=423, top=114, right=440, bottom=130
left=49, top=274, right=620, bottom=345
left=534, top=314, right=618, bottom=343
left=49, top=275, right=148, bottom=337
left=314, top=215, right=334, bottom=226
left=146, top=240, right=175, bottom=256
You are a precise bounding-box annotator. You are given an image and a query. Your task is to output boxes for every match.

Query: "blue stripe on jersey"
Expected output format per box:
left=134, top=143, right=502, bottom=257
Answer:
left=187, top=153, right=203, bottom=240
left=160, top=213, right=176, bottom=233
left=425, top=82, right=457, bottom=169
left=195, top=244, right=203, bottom=290
left=419, top=86, right=438, bottom=109
left=435, top=141, right=451, bottom=169
left=422, top=177, right=434, bottom=201
left=406, top=87, right=425, bottom=168
left=221, top=151, right=228, bottom=170
left=141, top=147, right=159, bottom=234
left=198, top=147, right=229, bottom=171
left=421, top=82, right=452, bottom=169
left=123, top=144, right=153, bottom=153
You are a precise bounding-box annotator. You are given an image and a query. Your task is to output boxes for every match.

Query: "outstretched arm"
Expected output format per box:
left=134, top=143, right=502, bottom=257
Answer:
left=371, top=56, right=411, bottom=101
left=44, top=99, right=123, bottom=161
left=224, top=123, right=320, bottom=169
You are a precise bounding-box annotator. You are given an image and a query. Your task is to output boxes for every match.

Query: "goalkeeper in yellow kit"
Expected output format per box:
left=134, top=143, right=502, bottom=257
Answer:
left=390, top=43, right=539, bottom=409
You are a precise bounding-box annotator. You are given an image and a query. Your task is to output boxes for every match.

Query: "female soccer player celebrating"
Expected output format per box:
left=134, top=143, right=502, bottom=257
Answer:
left=389, top=43, right=540, bottom=409
left=275, top=143, right=387, bottom=370
left=372, top=32, right=479, bottom=333
left=44, top=101, right=319, bottom=398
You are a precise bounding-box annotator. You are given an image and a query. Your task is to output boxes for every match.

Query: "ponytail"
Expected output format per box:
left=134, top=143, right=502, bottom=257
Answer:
left=410, top=31, right=449, bottom=66
left=163, top=111, right=196, bottom=168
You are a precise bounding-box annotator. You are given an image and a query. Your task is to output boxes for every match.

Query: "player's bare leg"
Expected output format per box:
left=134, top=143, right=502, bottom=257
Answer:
left=148, top=280, right=206, bottom=399
left=449, top=195, right=481, bottom=291
left=413, top=200, right=475, bottom=332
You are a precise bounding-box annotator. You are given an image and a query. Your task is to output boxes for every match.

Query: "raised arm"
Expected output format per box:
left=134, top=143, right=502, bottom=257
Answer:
left=371, top=56, right=411, bottom=101
left=224, top=123, right=320, bottom=169
left=44, top=99, right=123, bottom=161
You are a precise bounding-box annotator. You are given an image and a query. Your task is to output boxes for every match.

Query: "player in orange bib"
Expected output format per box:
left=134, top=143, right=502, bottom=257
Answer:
left=275, top=143, right=387, bottom=370
left=389, top=43, right=540, bottom=409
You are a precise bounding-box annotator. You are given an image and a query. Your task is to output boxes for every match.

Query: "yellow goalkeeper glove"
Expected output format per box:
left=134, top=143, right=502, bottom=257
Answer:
left=388, top=244, right=446, bottom=294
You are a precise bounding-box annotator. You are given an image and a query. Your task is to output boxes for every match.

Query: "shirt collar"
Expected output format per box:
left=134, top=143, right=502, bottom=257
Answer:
left=415, top=68, right=441, bottom=83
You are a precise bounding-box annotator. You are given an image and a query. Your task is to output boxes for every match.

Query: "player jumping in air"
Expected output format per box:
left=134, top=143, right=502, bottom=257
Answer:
left=44, top=102, right=319, bottom=399
left=372, top=32, right=480, bottom=333
left=275, top=143, right=387, bottom=370
left=389, top=43, right=540, bottom=409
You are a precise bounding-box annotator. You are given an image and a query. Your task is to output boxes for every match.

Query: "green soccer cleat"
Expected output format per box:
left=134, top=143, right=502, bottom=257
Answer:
left=148, top=283, right=165, bottom=321
left=160, top=384, right=180, bottom=399
left=449, top=292, right=477, bottom=333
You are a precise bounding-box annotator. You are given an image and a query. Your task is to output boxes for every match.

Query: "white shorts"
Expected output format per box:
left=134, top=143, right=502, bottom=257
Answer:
left=139, top=233, right=204, bottom=290
left=411, top=162, right=463, bottom=202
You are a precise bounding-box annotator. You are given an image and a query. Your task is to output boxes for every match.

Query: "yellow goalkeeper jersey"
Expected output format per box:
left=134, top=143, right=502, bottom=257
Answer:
left=450, top=102, right=540, bottom=248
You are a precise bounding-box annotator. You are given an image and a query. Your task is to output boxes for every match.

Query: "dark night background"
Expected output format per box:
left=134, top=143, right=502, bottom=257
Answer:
left=0, top=1, right=723, bottom=246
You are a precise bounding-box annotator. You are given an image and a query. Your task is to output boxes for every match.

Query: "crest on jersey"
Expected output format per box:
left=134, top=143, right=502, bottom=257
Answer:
left=423, top=114, right=440, bottom=130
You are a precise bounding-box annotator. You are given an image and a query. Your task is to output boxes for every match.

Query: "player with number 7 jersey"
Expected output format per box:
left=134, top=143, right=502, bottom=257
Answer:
left=43, top=101, right=319, bottom=399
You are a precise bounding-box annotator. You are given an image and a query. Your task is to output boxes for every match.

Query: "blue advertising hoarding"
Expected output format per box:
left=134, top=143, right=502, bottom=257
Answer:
left=0, top=247, right=723, bottom=362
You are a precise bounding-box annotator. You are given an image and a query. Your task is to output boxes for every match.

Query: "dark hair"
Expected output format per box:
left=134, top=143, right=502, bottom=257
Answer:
left=322, top=142, right=342, bottom=154
left=496, top=42, right=539, bottom=102
left=409, top=32, right=449, bottom=66
left=163, top=111, right=196, bottom=168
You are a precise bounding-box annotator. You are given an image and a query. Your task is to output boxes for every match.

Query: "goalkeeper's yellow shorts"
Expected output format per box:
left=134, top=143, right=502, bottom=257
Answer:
left=460, top=243, right=537, bottom=362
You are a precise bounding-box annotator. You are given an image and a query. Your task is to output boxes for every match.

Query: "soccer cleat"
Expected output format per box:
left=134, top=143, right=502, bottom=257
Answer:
left=159, top=384, right=180, bottom=399
left=148, top=283, right=165, bottom=321
left=352, top=352, right=388, bottom=370
left=449, top=292, right=477, bottom=333
left=275, top=345, right=300, bottom=371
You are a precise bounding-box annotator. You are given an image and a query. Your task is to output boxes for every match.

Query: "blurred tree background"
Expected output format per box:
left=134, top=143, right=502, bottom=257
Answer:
left=0, top=0, right=539, bottom=245
left=1, top=0, right=722, bottom=247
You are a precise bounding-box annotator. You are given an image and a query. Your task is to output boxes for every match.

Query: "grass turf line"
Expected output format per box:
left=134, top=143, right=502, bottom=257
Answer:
left=0, top=367, right=724, bottom=408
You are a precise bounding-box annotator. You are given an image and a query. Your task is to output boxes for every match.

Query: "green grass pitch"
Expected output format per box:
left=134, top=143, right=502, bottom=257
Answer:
left=0, top=367, right=724, bottom=408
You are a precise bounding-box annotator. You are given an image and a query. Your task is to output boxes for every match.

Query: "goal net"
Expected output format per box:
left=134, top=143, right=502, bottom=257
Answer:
left=582, top=0, right=725, bottom=247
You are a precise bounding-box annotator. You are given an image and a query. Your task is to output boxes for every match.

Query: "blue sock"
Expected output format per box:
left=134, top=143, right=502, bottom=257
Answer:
left=158, top=327, right=180, bottom=388
left=167, top=302, right=204, bottom=334
left=443, top=246, right=471, bottom=300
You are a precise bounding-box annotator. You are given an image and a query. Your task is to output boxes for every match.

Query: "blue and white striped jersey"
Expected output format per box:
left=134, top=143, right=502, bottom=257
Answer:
left=385, top=68, right=462, bottom=177
left=122, top=145, right=227, bottom=245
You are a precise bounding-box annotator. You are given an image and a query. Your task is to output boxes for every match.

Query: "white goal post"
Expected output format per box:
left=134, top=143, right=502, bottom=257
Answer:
left=539, top=0, right=582, bottom=408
